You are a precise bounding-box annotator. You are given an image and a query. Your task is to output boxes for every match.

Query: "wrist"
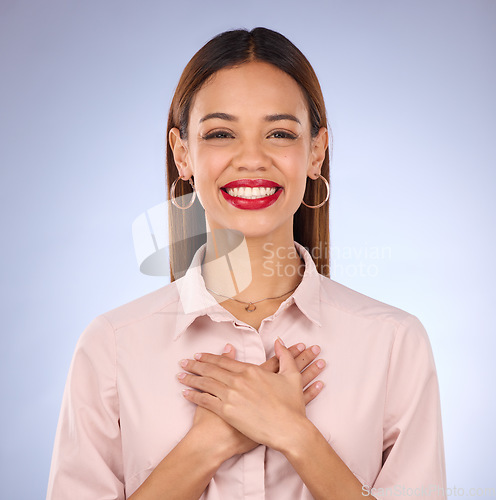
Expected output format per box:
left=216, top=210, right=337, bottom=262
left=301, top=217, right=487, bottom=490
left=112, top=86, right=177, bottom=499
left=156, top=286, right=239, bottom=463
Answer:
left=278, top=415, right=321, bottom=461
left=185, top=424, right=234, bottom=468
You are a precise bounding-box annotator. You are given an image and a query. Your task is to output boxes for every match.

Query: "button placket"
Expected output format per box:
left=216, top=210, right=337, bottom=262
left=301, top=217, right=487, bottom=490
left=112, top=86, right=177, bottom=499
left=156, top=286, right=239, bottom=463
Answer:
left=242, top=445, right=266, bottom=499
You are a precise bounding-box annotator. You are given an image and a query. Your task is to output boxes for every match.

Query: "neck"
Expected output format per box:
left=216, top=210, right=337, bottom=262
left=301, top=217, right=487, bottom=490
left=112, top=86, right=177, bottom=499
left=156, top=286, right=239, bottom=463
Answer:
left=201, top=224, right=304, bottom=305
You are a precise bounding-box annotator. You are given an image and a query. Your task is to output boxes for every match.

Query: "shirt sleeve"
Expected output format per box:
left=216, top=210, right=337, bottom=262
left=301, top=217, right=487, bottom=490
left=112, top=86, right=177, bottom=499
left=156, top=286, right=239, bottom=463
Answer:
left=47, top=314, right=125, bottom=500
left=366, top=314, right=447, bottom=500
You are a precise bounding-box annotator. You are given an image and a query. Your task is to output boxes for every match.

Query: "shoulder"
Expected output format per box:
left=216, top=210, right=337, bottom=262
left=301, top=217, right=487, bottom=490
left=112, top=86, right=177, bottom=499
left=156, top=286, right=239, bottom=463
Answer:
left=317, top=277, right=434, bottom=368
left=319, top=276, right=409, bottom=322
left=318, top=275, right=427, bottom=340
left=96, top=280, right=181, bottom=333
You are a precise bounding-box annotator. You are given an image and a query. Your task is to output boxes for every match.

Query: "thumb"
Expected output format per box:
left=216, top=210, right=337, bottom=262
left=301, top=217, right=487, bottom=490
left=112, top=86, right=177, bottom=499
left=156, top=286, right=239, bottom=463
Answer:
left=221, top=343, right=236, bottom=360
left=274, top=337, right=297, bottom=375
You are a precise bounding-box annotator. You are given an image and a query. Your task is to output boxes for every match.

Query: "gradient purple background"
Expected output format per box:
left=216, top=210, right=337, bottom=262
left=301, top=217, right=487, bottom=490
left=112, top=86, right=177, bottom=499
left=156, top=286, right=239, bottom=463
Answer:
left=1, top=0, right=495, bottom=498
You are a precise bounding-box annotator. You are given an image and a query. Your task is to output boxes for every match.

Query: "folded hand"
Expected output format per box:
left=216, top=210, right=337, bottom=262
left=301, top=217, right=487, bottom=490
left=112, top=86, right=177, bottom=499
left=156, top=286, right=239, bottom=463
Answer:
left=177, top=339, right=325, bottom=455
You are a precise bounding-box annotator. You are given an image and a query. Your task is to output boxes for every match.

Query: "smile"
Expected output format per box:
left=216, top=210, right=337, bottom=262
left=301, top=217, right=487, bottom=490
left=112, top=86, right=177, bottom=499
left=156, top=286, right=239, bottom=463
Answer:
left=220, top=179, right=283, bottom=210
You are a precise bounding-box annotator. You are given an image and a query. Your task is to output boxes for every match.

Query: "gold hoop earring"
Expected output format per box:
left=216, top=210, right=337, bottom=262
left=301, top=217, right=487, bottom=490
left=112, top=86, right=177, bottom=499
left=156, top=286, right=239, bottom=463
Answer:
left=170, top=176, right=196, bottom=209
left=301, top=174, right=330, bottom=209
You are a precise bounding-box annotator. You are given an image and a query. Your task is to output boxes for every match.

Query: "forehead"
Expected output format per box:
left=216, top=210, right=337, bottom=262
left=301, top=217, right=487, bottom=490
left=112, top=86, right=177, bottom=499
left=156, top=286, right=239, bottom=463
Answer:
left=189, top=61, right=309, bottom=123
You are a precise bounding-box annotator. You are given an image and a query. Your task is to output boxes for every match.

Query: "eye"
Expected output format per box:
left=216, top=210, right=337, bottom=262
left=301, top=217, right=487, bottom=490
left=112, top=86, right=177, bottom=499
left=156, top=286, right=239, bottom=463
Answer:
left=202, top=130, right=234, bottom=140
left=268, top=130, right=298, bottom=140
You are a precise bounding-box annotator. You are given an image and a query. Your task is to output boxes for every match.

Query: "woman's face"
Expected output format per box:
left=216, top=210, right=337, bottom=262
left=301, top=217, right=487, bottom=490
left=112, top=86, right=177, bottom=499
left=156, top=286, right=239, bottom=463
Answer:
left=169, top=61, right=327, bottom=239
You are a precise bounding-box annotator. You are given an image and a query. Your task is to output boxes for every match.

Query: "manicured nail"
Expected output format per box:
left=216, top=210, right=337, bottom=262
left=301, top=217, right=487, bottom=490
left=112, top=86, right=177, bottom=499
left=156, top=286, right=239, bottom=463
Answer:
left=223, top=344, right=232, bottom=353
left=182, top=389, right=190, bottom=396
left=176, top=372, right=186, bottom=380
left=179, top=359, right=188, bottom=368
left=277, top=336, right=286, bottom=346
left=194, top=353, right=202, bottom=360
left=296, top=343, right=305, bottom=352
left=315, top=381, right=324, bottom=390
left=316, top=359, right=326, bottom=369
left=311, top=345, right=321, bottom=355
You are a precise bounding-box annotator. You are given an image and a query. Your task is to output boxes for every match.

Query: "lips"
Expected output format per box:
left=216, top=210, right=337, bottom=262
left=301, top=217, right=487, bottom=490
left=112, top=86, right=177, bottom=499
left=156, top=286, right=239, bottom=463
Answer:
left=220, top=178, right=283, bottom=210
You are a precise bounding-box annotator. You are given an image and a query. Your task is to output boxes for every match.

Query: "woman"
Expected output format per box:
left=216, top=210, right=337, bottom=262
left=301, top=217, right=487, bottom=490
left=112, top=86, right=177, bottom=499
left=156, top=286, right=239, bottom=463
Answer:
left=47, top=27, right=447, bottom=499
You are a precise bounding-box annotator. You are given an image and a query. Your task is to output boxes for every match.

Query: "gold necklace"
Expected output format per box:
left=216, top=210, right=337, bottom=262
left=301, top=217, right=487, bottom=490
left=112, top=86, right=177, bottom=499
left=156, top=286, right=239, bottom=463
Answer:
left=205, top=284, right=299, bottom=312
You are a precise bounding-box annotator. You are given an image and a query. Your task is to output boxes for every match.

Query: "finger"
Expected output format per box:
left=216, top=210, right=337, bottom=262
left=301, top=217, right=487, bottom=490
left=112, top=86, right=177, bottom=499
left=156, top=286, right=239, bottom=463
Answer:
left=260, top=343, right=305, bottom=372
left=182, top=388, right=222, bottom=414
left=293, top=345, right=322, bottom=372
left=177, top=372, right=227, bottom=399
left=303, top=380, right=325, bottom=405
left=179, top=358, right=236, bottom=386
left=290, top=343, right=307, bottom=357
left=301, top=358, right=326, bottom=388
left=191, top=352, right=247, bottom=373
left=221, top=343, right=237, bottom=360
left=275, top=337, right=298, bottom=374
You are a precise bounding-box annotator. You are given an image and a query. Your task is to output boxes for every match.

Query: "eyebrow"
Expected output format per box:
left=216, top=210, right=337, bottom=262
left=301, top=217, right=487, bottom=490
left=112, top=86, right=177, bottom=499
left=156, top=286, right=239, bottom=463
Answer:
left=199, top=112, right=301, bottom=125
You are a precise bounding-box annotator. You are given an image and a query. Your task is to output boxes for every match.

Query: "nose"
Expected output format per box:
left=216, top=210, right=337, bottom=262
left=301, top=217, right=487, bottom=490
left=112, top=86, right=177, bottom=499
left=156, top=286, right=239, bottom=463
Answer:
left=231, top=136, right=270, bottom=172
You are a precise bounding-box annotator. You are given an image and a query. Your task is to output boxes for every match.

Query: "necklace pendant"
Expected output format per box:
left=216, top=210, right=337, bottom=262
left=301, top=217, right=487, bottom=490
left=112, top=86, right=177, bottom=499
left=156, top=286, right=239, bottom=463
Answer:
left=245, top=302, right=257, bottom=312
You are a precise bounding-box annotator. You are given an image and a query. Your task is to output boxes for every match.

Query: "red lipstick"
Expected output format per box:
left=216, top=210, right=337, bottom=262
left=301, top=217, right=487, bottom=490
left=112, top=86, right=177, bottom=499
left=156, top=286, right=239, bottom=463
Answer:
left=220, top=178, right=283, bottom=210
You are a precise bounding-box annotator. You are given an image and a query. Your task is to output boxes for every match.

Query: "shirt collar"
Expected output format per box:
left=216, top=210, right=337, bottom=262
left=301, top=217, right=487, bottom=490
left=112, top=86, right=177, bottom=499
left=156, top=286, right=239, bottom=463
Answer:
left=171, top=240, right=322, bottom=340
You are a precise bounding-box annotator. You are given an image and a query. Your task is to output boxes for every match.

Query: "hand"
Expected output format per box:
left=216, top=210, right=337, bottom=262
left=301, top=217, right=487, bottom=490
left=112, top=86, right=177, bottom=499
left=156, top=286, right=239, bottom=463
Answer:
left=180, top=342, right=325, bottom=459
left=178, top=338, right=325, bottom=453
left=186, top=345, right=254, bottom=458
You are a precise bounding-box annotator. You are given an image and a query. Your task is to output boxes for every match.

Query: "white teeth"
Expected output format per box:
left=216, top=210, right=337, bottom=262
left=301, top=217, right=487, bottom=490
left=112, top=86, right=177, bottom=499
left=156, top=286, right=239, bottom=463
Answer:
left=225, top=186, right=278, bottom=199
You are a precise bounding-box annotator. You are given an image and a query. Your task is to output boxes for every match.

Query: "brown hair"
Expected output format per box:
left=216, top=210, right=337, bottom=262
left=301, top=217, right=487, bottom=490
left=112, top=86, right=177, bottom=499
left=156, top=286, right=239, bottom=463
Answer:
left=166, top=27, right=332, bottom=281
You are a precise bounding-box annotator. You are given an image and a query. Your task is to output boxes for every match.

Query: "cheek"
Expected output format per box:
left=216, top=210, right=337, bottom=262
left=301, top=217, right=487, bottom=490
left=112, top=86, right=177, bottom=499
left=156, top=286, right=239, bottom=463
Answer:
left=191, top=150, right=227, bottom=187
left=277, top=144, right=310, bottom=168
left=280, top=154, right=312, bottom=207
left=192, top=172, right=222, bottom=210
left=281, top=151, right=311, bottom=183
left=193, top=149, right=231, bottom=179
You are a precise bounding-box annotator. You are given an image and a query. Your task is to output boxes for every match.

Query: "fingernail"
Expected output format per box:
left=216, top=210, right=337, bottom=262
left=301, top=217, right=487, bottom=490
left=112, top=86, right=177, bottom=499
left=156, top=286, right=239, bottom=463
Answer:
left=316, top=359, right=326, bottom=369
left=176, top=372, right=186, bottom=380
left=194, top=353, right=202, bottom=360
left=223, top=344, right=232, bottom=353
left=182, top=389, right=190, bottom=396
left=296, top=343, right=305, bottom=352
left=277, top=336, right=286, bottom=346
left=315, top=381, right=324, bottom=390
left=311, top=345, right=321, bottom=355
left=179, top=359, right=188, bottom=368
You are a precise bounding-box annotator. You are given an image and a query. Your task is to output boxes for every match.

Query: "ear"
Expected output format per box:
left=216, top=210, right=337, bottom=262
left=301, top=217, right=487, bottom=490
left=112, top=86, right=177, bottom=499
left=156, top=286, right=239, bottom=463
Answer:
left=307, top=127, right=328, bottom=178
left=169, top=127, right=194, bottom=179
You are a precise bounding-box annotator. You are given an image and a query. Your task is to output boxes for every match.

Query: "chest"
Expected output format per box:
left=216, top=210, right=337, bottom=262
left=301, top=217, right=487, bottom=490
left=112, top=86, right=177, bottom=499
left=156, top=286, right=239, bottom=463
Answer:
left=115, top=314, right=390, bottom=491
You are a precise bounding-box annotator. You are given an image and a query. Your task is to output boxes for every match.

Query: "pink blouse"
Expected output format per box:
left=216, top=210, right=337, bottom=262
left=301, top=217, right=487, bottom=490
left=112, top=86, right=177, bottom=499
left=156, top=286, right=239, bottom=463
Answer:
left=47, top=242, right=447, bottom=499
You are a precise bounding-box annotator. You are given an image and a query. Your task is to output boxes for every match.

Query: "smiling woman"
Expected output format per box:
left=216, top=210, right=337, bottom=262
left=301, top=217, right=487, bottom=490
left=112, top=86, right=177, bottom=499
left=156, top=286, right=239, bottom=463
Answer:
left=47, top=27, right=447, bottom=500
